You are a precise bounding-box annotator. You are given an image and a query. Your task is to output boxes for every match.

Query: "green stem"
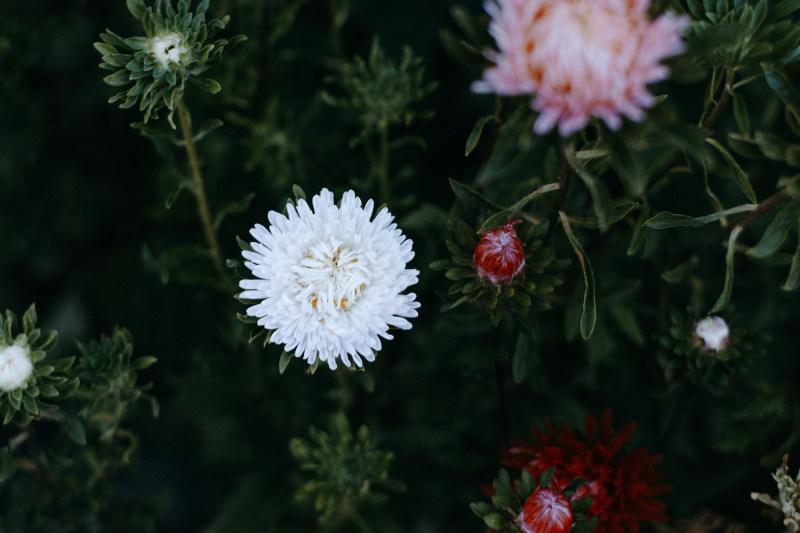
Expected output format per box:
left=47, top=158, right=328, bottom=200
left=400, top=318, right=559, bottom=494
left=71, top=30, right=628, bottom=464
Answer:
left=176, top=99, right=227, bottom=283
left=379, top=120, right=390, bottom=207
left=542, top=152, right=572, bottom=246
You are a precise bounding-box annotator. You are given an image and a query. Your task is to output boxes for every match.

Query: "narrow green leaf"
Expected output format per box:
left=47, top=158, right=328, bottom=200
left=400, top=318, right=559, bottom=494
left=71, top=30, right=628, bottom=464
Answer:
left=130, top=355, right=158, bottom=370
left=767, top=0, right=800, bottom=21
left=126, top=0, right=147, bottom=19
left=559, top=212, right=596, bottom=339
left=567, top=151, right=611, bottom=231
left=763, top=65, right=800, bottom=114
left=782, top=222, right=800, bottom=290
left=213, top=192, right=256, bottom=230
left=727, top=132, right=762, bottom=159
left=62, top=413, right=87, bottom=445
left=449, top=179, right=502, bottom=211
left=189, top=76, right=221, bottom=94
left=477, top=211, right=513, bottom=235
left=511, top=333, right=534, bottom=384
left=645, top=204, right=757, bottom=229
left=732, top=92, right=750, bottom=135
left=465, top=115, right=496, bottom=156
left=747, top=199, right=800, bottom=258
left=568, top=202, right=637, bottom=229
left=475, top=183, right=560, bottom=235
left=711, top=226, right=743, bottom=313
left=627, top=203, right=650, bottom=256
left=103, top=69, right=131, bottom=86
left=469, top=502, right=495, bottom=518
left=706, top=138, right=757, bottom=203
left=755, top=130, right=789, bottom=160
left=21, top=305, right=36, bottom=335
left=279, top=351, right=292, bottom=374
left=662, top=257, right=697, bottom=284
left=194, top=118, right=224, bottom=142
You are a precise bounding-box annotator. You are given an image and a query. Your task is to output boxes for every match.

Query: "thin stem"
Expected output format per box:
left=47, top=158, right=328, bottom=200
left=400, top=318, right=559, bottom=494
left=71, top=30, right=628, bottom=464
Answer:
left=379, top=120, right=390, bottom=207
left=542, top=153, right=572, bottom=246
left=176, top=99, right=227, bottom=283
left=643, top=69, right=736, bottom=197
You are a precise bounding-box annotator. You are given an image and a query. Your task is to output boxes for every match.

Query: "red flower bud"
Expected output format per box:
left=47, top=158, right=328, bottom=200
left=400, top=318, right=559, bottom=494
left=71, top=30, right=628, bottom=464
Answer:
left=517, top=487, right=573, bottom=533
left=473, top=219, right=525, bottom=284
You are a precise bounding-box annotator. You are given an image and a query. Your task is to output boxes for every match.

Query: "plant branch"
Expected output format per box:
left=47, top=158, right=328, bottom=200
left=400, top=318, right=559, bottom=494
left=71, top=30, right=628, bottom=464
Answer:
left=176, top=99, right=228, bottom=283
left=542, top=153, right=572, bottom=245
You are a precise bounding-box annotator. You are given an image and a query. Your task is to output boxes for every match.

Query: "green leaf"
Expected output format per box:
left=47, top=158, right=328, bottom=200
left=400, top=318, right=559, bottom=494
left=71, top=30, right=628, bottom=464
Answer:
left=711, top=226, right=743, bottom=313
left=194, top=118, right=224, bottom=142
left=705, top=138, right=757, bottom=203
left=559, top=213, right=596, bottom=339
left=732, top=92, right=750, bottom=135
left=130, top=355, right=158, bottom=370
left=645, top=204, right=757, bottom=229
left=126, top=0, right=147, bottom=19
left=747, top=199, right=800, bottom=258
left=465, top=115, right=495, bottom=156
left=62, top=413, right=87, bottom=445
left=189, top=76, right=222, bottom=94
left=568, top=151, right=611, bottom=231
left=727, top=132, right=762, bottom=159
left=279, top=351, right=292, bottom=374
left=511, top=333, right=534, bottom=384
left=475, top=183, right=560, bottom=234
left=482, top=514, right=509, bottom=530
left=782, top=222, right=800, bottom=290
left=568, top=202, right=637, bottom=229
left=292, top=184, right=306, bottom=202
left=755, top=130, right=789, bottom=160
left=21, top=304, right=36, bottom=335
left=449, top=179, right=502, bottom=211
left=103, top=69, right=131, bottom=86
left=627, top=203, right=650, bottom=256
left=763, top=65, right=800, bottom=114
left=662, top=257, right=697, bottom=284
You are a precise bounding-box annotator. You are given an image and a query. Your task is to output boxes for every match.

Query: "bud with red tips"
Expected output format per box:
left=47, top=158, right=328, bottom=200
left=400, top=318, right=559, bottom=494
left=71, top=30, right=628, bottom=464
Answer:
left=474, top=219, right=526, bottom=284
left=517, top=486, right=573, bottom=533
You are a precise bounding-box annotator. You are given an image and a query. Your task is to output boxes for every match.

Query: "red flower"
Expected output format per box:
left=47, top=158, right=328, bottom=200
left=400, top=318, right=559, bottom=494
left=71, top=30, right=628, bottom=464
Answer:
left=517, top=486, right=573, bottom=533
left=473, top=218, right=525, bottom=284
left=504, top=410, right=671, bottom=533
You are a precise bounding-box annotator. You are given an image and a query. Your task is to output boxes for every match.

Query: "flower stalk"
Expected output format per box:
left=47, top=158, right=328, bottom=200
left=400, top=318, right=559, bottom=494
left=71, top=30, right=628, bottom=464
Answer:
left=176, top=99, right=227, bottom=283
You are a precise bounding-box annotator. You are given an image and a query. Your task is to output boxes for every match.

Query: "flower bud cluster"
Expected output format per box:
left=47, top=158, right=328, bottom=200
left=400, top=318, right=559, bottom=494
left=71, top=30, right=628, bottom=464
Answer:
left=432, top=216, right=568, bottom=326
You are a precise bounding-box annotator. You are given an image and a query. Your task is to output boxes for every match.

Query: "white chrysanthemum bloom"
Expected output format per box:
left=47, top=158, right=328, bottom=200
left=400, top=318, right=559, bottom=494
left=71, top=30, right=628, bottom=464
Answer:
left=148, top=33, right=189, bottom=69
left=0, top=344, right=33, bottom=392
left=240, top=189, right=420, bottom=370
left=695, top=316, right=729, bottom=352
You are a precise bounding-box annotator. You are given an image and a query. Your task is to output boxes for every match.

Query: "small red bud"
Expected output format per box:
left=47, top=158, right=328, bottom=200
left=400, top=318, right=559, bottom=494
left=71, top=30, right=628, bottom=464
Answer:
left=517, top=486, right=573, bottom=533
left=473, top=218, right=525, bottom=284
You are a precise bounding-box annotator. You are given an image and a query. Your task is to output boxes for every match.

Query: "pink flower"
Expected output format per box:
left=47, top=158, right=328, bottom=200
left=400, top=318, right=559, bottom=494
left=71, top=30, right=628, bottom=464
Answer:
left=472, top=0, right=689, bottom=136
left=474, top=219, right=525, bottom=283
left=517, top=486, right=573, bottom=533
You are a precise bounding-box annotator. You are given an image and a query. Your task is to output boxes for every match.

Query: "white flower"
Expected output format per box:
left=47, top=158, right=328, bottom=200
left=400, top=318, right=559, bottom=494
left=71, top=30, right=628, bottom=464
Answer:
left=695, top=316, right=729, bottom=352
left=239, top=189, right=420, bottom=370
left=148, top=33, right=188, bottom=69
left=0, top=344, right=33, bottom=392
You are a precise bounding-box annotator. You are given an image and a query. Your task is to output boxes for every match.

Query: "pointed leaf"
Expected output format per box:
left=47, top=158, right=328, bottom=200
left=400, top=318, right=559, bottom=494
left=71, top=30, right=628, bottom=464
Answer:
left=449, top=179, right=502, bottom=211
left=711, top=226, right=743, bottom=313
left=559, top=212, right=596, bottom=339
left=279, top=351, right=292, bottom=374
left=747, top=199, right=800, bottom=258
left=782, top=223, right=800, bottom=290
left=511, top=333, right=535, bottom=384
left=763, top=65, right=800, bottom=114
left=645, top=204, right=757, bottom=228
left=705, top=138, right=757, bottom=202
left=465, top=115, right=496, bottom=156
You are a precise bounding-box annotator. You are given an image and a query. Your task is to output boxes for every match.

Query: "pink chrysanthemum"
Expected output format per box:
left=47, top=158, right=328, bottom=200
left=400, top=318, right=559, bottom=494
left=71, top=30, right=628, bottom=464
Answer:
left=472, top=0, right=689, bottom=136
left=473, top=219, right=526, bottom=284
left=517, top=486, right=573, bottom=533
left=504, top=410, right=671, bottom=533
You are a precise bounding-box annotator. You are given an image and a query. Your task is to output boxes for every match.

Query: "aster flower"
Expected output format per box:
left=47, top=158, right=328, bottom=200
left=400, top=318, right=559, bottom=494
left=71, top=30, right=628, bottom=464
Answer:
left=239, top=188, right=420, bottom=371
left=694, top=316, right=729, bottom=352
left=503, top=409, right=671, bottom=533
left=658, top=309, right=755, bottom=387
left=0, top=305, right=78, bottom=426
left=474, top=218, right=526, bottom=284
left=95, top=0, right=245, bottom=124
left=472, top=0, right=689, bottom=136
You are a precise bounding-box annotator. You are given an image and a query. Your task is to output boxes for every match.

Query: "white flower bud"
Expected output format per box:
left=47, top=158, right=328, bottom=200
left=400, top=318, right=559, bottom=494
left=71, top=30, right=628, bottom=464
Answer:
left=0, top=345, right=33, bottom=391
left=695, top=316, right=729, bottom=352
left=148, top=33, right=188, bottom=69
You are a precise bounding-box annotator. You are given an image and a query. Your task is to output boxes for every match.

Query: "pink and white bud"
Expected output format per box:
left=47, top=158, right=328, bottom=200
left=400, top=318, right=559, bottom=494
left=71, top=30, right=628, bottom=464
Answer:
left=695, top=316, right=729, bottom=352
left=473, top=219, right=526, bottom=284
left=517, top=487, right=573, bottom=533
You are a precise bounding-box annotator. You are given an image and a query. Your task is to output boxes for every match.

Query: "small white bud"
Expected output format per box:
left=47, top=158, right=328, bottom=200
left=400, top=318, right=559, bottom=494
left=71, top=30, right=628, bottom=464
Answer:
left=148, top=33, right=189, bottom=69
left=695, top=316, right=729, bottom=352
left=0, top=345, right=33, bottom=392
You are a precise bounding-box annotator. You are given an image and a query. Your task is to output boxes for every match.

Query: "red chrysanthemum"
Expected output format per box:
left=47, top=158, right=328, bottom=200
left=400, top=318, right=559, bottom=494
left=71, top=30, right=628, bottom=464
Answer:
left=474, top=218, right=526, bottom=284
left=517, top=486, right=573, bottom=533
left=503, top=409, right=671, bottom=533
